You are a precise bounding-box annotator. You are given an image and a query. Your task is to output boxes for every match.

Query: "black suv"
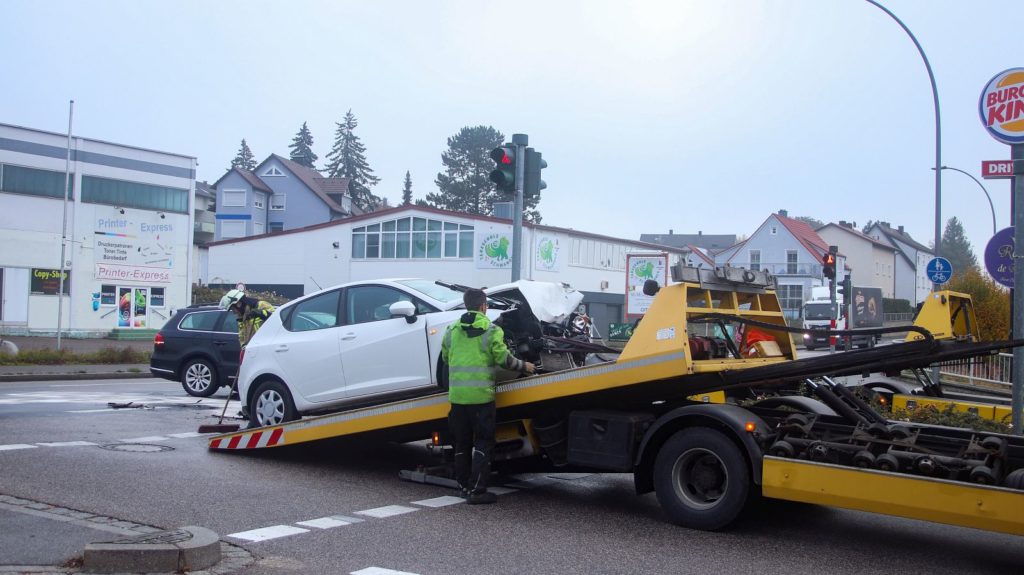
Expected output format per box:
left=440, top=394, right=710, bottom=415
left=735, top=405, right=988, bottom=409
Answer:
left=150, top=304, right=240, bottom=397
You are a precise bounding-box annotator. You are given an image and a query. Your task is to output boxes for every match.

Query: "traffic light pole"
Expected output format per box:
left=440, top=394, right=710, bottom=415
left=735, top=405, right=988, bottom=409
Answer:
left=510, top=133, right=528, bottom=282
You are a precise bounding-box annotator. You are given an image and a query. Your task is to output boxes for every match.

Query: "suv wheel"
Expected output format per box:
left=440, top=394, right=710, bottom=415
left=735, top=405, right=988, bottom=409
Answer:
left=181, top=358, right=219, bottom=397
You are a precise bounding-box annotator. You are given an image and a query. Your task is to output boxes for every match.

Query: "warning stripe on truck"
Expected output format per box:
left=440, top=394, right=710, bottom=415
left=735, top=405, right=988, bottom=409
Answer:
left=210, top=427, right=284, bottom=450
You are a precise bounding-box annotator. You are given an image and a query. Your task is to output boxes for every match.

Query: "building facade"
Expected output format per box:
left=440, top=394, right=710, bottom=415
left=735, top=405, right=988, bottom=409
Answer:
left=207, top=205, right=690, bottom=337
left=817, top=221, right=898, bottom=298
left=715, top=210, right=846, bottom=318
left=864, top=222, right=932, bottom=304
left=0, top=122, right=195, bottom=336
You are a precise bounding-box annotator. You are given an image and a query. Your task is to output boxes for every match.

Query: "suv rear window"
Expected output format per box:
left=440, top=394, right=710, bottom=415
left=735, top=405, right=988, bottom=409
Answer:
left=180, top=311, right=222, bottom=331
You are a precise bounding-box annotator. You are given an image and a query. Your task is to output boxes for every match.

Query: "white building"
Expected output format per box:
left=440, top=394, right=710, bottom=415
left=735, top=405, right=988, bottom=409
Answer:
left=207, top=205, right=690, bottom=336
left=863, top=222, right=933, bottom=304
left=817, top=221, right=898, bottom=298
left=0, top=122, right=196, bottom=336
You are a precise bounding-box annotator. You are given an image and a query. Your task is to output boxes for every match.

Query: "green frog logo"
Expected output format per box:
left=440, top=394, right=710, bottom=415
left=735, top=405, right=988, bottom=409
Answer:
left=536, top=237, right=558, bottom=270
left=478, top=234, right=512, bottom=268
left=633, top=260, right=655, bottom=280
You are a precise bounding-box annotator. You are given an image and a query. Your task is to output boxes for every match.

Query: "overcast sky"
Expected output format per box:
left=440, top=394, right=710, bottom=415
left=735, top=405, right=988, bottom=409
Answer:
left=3, top=0, right=1019, bottom=260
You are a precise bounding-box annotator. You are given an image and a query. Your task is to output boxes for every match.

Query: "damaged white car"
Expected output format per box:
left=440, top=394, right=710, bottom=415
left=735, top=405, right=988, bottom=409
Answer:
left=238, top=278, right=610, bottom=427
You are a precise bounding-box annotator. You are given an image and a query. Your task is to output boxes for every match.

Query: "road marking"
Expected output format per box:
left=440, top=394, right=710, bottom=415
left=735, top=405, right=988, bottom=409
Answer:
left=296, top=516, right=358, bottom=529
left=488, top=486, right=519, bottom=495
left=227, top=525, right=309, bottom=542
left=66, top=407, right=170, bottom=413
left=411, top=495, right=464, bottom=508
left=36, top=441, right=97, bottom=447
left=167, top=432, right=203, bottom=438
left=0, top=444, right=37, bottom=451
left=354, top=505, right=418, bottom=519
left=352, top=568, right=421, bottom=575
left=120, top=436, right=169, bottom=442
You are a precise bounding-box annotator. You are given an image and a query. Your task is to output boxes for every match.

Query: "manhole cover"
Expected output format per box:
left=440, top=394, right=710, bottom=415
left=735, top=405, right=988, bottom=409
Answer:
left=100, top=443, right=174, bottom=453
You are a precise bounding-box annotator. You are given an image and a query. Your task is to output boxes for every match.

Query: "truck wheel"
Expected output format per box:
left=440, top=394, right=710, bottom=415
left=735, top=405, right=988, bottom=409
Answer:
left=250, top=379, right=298, bottom=427
left=653, top=427, right=750, bottom=531
left=181, top=358, right=219, bottom=397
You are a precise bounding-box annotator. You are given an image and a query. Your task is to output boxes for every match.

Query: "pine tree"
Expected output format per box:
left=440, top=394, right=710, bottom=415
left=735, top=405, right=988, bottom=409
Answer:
left=288, top=122, right=317, bottom=168
left=324, top=110, right=382, bottom=212
left=940, top=216, right=979, bottom=274
left=426, top=126, right=542, bottom=222
left=402, top=171, right=413, bottom=206
left=230, top=139, right=257, bottom=171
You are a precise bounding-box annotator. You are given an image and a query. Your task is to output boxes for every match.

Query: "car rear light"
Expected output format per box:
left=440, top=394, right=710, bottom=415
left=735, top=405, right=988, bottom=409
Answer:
left=154, top=333, right=164, bottom=347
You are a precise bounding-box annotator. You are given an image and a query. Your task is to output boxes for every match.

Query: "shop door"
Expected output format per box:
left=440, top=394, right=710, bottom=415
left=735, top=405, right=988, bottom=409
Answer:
left=117, top=287, right=149, bottom=328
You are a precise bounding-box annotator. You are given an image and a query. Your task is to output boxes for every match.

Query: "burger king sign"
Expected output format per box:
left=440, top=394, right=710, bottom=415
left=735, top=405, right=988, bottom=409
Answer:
left=980, top=67, right=1024, bottom=144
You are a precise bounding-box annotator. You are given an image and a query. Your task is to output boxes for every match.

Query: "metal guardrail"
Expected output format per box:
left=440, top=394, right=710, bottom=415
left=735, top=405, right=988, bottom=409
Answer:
left=938, top=352, right=1012, bottom=388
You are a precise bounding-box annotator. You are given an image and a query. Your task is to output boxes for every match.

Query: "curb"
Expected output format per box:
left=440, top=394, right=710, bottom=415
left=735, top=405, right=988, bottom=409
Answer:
left=0, top=371, right=154, bottom=383
left=84, top=526, right=220, bottom=574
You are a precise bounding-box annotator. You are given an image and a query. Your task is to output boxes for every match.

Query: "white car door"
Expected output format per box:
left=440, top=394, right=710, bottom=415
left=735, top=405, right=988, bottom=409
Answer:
left=273, top=289, right=347, bottom=404
left=340, top=285, right=433, bottom=399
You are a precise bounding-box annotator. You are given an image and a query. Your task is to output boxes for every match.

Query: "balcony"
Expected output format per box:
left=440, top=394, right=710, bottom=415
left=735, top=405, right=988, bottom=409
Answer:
left=194, top=210, right=216, bottom=244
left=749, top=262, right=824, bottom=278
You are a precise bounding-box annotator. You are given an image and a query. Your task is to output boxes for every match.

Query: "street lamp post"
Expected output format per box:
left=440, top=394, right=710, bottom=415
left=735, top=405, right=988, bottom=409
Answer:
left=934, top=166, right=997, bottom=235
left=863, top=0, right=942, bottom=271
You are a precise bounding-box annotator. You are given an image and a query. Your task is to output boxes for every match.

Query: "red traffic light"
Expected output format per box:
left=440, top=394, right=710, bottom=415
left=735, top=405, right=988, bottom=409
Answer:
left=491, top=147, right=514, bottom=165
left=822, top=252, right=836, bottom=279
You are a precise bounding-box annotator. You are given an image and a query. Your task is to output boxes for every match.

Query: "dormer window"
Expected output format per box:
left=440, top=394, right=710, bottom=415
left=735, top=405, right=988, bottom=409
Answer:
left=262, top=166, right=285, bottom=177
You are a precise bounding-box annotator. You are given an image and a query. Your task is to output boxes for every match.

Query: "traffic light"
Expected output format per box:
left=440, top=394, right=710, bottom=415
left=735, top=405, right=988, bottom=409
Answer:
left=822, top=252, right=836, bottom=280
left=838, top=276, right=851, bottom=302
left=524, top=147, right=547, bottom=198
left=490, top=145, right=516, bottom=193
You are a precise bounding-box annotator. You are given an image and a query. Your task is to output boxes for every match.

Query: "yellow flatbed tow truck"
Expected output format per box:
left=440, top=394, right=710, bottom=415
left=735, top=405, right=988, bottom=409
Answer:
left=210, top=266, right=1024, bottom=534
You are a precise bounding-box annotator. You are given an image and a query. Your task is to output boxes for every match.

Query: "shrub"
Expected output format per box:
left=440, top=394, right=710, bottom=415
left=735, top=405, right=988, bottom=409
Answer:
left=0, top=346, right=150, bottom=366
left=946, top=267, right=1010, bottom=341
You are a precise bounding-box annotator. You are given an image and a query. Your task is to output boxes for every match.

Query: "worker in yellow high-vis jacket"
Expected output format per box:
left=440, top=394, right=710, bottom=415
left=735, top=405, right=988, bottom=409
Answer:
left=442, top=288, right=535, bottom=505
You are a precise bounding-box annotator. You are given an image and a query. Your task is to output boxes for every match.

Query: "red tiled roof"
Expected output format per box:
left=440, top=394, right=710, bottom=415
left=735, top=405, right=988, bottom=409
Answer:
left=775, top=213, right=830, bottom=257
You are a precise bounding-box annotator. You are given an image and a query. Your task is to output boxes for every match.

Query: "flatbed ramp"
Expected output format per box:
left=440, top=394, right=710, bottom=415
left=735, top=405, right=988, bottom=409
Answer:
left=208, top=337, right=1012, bottom=451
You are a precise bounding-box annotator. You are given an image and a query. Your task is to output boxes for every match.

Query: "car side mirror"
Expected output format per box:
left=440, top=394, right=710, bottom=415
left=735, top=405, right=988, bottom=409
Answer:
left=389, top=300, right=418, bottom=324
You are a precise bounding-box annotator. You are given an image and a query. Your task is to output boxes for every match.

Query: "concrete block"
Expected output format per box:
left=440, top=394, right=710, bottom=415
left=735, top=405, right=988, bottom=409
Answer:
left=83, top=526, right=221, bottom=573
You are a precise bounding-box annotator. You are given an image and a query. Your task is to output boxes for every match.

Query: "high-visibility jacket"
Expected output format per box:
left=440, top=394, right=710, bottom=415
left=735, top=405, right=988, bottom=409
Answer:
left=239, top=300, right=275, bottom=348
left=442, top=311, right=526, bottom=405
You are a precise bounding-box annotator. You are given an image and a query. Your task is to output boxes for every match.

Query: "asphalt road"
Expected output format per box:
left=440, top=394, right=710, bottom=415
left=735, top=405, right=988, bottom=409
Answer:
left=0, top=378, right=1021, bottom=575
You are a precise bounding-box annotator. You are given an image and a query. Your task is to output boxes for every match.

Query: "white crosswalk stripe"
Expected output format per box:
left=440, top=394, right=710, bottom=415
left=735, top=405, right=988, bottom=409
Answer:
left=411, top=495, right=464, bottom=508
left=227, top=525, right=309, bottom=542
left=354, top=505, right=418, bottom=518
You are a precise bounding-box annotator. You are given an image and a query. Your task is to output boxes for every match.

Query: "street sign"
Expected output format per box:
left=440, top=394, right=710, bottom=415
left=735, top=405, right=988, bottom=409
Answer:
left=926, top=257, right=953, bottom=285
left=984, top=226, right=1015, bottom=288
left=982, top=160, right=1015, bottom=179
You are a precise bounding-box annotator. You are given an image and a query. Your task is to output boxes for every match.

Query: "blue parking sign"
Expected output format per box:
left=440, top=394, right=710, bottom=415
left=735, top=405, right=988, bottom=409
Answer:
left=926, top=257, right=953, bottom=284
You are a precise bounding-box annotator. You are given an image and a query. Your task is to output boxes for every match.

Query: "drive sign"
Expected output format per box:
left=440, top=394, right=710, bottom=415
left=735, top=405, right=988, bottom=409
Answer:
left=979, top=67, right=1024, bottom=144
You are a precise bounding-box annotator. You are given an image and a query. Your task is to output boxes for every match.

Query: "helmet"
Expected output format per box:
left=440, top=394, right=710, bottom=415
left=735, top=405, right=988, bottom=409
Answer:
left=219, top=289, right=245, bottom=310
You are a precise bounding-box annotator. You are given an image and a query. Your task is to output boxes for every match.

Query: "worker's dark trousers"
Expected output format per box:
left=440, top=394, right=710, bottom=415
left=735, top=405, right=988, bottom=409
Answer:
left=448, top=401, right=496, bottom=493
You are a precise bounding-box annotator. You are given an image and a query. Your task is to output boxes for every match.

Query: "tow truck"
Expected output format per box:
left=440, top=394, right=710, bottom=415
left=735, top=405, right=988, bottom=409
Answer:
left=209, top=266, right=1024, bottom=534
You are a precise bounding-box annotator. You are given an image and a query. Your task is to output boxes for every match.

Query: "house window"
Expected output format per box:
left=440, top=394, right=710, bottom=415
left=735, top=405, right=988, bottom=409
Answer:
left=262, top=167, right=284, bottom=177
left=253, top=193, right=265, bottom=210
left=749, top=250, right=761, bottom=272
left=786, top=250, right=797, bottom=274
left=222, top=190, right=246, bottom=207
left=352, top=217, right=473, bottom=259
left=777, top=284, right=804, bottom=316
left=82, top=175, right=187, bottom=213
left=270, top=194, right=286, bottom=210
left=770, top=226, right=778, bottom=235
left=221, top=220, right=246, bottom=238
left=269, top=222, right=284, bottom=233
left=1, top=164, right=74, bottom=199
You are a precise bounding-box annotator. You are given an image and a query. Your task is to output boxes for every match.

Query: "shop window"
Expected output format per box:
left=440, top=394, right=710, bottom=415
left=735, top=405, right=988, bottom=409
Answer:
left=82, top=175, right=187, bottom=213
left=100, top=284, right=117, bottom=306
left=151, top=287, right=165, bottom=307
left=1, top=164, right=74, bottom=199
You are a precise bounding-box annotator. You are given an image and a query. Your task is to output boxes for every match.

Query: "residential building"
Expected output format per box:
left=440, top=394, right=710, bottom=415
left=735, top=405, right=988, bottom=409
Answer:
left=0, top=122, right=196, bottom=335
left=192, top=180, right=216, bottom=285
left=207, top=205, right=692, bottom=338
left=817, top=221, right=898, bottom=298
left=715, top=210, right=847, bottom=318
left=863, top=222, right=933, bottom=304
left=212, top=154, right=357, bottom=241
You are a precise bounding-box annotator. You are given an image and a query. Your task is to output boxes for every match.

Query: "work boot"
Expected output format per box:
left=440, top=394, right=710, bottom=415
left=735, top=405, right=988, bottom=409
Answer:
left=458, top=487, right=471, bottom=500
left=467, top=490, right=497, bottom=505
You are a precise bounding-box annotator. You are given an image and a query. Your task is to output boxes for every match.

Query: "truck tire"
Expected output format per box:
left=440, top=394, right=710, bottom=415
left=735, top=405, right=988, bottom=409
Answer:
left=653, top=427, right=750, bottom=531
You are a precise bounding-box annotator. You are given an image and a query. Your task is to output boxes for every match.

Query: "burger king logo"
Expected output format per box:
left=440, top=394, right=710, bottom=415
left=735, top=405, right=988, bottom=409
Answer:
left=979, top=67, right=1024, bottom=144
